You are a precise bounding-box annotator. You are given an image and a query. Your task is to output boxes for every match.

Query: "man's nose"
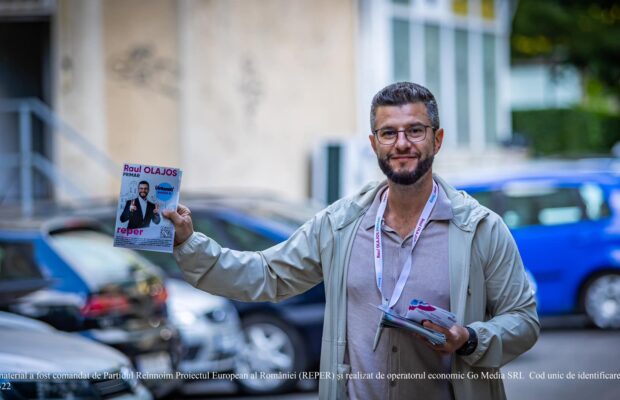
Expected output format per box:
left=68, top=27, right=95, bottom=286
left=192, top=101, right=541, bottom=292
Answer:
left=394, top=131, right=412, bottom=149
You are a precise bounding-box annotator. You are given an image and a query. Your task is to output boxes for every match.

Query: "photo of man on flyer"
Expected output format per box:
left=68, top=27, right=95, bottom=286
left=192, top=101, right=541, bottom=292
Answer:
left=120, top=180, right=161, bottom=229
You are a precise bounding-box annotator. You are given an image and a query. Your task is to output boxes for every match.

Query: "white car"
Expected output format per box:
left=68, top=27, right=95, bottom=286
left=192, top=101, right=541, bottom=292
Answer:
left=166, top=279, right=243, bottom=378
left=0, top=311, right=152, bottom=400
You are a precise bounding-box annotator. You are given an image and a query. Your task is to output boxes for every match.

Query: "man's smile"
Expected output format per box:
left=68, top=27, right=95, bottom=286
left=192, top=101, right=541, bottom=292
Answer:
left=389, top=155, right=418, bottom=160
left=388, top=154, right=420, bottom=165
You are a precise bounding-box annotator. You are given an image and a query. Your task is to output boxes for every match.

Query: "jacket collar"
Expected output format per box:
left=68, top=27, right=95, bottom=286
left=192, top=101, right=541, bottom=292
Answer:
left=433, top=174, right=488, bottom=232
left=331, top=173, right=488, bottom=232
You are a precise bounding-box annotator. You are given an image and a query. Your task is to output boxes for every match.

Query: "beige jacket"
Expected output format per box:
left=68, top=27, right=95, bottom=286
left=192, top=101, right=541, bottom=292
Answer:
left=174, top=174, right=540, bottom=399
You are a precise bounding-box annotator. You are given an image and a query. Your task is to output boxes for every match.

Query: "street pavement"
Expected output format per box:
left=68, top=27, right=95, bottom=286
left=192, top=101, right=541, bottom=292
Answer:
left=503, top=329, right=620, bottom=400
left=181, top=328, right=619, bottom=400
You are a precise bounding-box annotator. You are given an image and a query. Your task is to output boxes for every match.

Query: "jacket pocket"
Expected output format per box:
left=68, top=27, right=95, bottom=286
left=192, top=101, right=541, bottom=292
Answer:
left=336, top=363, right=351, bottom=399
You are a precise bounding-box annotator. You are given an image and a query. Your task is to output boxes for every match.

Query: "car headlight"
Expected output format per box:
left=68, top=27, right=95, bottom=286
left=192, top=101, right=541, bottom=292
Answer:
left=205, top=308, right=228, bottom=323
left=205, top=302, right=239, bottom=323
left=120, top=365, right=139, bottom=390
left=171, top=309, right=198, bottom=326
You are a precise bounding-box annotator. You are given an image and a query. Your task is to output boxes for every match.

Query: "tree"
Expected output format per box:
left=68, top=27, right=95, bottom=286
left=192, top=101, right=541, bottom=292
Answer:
left=512, top=0, right=620, bottom=104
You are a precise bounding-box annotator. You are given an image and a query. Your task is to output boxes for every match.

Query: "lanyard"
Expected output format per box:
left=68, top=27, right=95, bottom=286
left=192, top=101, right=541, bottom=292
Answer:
left=374, top=180, right=438, bottom=309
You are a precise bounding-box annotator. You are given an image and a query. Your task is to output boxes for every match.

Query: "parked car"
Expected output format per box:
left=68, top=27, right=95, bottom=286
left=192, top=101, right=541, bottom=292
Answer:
left=455, top=167, right=620, bottom=328
left=0, top=311, right=153, bottom=400
left=165, top=278, right=242, bottom=380
left=0, top=217, right=182, bottom=398
left=87, top=195, right=324, bottom=395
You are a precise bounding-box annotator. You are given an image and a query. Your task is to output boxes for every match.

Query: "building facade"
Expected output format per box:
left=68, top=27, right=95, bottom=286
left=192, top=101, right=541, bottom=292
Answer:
left=0, top=0, right=520, bottom=208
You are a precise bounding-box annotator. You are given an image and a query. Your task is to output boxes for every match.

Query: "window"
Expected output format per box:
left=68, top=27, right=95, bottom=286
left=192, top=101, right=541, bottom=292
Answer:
left=51, top=230, right=154, bottom=286
left=381, top=0, right=505, bottom=150
left=218, top=220, right=279, bottom=251
left=192, top=215, right=222, bottom=241
left=0, top=243, right=42, bottom=281
left=452, top=0, right=468, bottom=16
left=425, top=24, right=441, bottom=102
left=501, top=185, right=588, bottom=228
left=579, top=183, right=610, bottom=221
left=483, top=33, right=497, bottom=144
left=141, top=213, right=230, bottom=274
left=455, top=28, right=469, bottom=145
left=469, top=191, right=494, bottom=209
left=392, top=18, right=410, bottom=81
left=481, top=0, right=495, bottom=20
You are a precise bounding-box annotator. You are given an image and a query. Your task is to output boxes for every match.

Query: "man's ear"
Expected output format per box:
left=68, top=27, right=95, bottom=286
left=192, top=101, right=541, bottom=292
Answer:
left=433, top=128, right=444, bottom=155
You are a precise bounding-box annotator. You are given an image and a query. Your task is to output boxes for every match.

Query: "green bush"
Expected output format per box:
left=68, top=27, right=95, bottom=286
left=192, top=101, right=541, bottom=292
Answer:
left=512, top=108, right=620, bottom=157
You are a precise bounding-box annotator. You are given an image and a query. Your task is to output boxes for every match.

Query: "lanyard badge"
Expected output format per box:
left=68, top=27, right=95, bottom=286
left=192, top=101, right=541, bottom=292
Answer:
left=372, top=180, right=438, bottom=351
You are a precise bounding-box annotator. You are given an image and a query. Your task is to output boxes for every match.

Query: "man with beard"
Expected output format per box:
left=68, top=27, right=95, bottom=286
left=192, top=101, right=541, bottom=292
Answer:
left=120, top=180, right=161, bottom=229
left=164, top=82, right=539, bottom=400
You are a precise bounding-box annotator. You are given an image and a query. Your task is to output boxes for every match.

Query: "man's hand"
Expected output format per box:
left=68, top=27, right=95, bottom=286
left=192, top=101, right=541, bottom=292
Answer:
left=154, top=203, right=159, bottom=214
left=413, top=321, right=470, bottom=356
left=163, top=204, right=194, bottom=246
left=130, top=200, right=137, bottom=212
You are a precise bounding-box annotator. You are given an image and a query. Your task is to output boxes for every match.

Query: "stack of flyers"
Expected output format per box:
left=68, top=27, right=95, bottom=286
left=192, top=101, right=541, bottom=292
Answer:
left=405, top=299, right=457, bottom=330
left=374, top=305, right=447, bottom=346
left=113, top=163, right=182, bottom=253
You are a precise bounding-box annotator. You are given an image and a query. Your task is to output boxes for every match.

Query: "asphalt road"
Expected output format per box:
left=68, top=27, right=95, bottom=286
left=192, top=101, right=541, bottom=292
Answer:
left=181, top=328, right=620, bottom=400
left=503, top=329, right=620, bottom=400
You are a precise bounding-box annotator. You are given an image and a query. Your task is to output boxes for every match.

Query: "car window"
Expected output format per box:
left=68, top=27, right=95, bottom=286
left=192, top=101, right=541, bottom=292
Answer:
left=501, top=185, right=587, bottom=228
left=192, top=215, right=223, bottom=241
left=469, top=191, right=493, bottom=209
left=218, top=220, right=279, bottom=251
left=0, top=243, right=42, bottom=280
left=213, top=199, right=319, bottom=229
left=50, top=230, right=152, bottom=287
left=579, top=183, right=610, bottom=221
left=141, top=213, right=233, bottom=275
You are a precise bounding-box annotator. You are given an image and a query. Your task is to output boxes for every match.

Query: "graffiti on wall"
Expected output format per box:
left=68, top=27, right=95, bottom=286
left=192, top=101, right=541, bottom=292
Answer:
left=109, top=44, right=179, bottom=99
left=238, top=55, right=263, bottom=124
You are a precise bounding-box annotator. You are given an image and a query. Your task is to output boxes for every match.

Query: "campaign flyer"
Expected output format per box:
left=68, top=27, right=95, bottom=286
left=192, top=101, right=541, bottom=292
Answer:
left=405, top=299, right=457, bottom=330
left=113, top=163, right=182, bottom=253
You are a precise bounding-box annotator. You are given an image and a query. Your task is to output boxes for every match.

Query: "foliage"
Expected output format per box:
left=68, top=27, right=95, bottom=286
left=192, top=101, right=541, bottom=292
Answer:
left=512, top=108, right=620, bottom=156
left=512, top=0, right=620, bottom=100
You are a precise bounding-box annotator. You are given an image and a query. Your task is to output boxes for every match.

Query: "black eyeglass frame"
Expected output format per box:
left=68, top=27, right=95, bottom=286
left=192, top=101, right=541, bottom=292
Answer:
left=372, top=124, right=435, bottom=145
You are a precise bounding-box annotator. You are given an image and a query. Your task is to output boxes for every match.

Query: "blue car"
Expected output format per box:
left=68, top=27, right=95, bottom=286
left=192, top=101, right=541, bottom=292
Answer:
left=0, top=217, right=182, bottom=398
left=455, top=167, right=620, bottom=328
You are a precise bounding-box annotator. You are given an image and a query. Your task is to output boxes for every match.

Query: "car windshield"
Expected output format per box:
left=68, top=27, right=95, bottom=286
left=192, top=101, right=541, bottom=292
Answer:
left=50, top=230, right=157, bottom=288
left=227, top=200, right=319, bottom=229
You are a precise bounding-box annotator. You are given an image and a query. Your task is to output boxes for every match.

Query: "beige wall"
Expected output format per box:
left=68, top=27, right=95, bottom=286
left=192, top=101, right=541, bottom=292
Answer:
left=179, top=0, right=358, bottom=200
left=103, top=0, right=181, bottom=169
left=54, top=0, right=358, bottom=201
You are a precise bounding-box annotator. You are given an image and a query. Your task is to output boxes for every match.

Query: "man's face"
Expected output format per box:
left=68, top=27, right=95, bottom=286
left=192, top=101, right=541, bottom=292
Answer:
left=369, top=103, right=444, bottom=186
left=138, top=183, right=149, bottom=199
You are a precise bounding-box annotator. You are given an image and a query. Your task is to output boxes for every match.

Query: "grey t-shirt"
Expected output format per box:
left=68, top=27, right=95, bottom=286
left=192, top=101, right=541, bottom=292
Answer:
left=345, top=183, right=454, bottom=400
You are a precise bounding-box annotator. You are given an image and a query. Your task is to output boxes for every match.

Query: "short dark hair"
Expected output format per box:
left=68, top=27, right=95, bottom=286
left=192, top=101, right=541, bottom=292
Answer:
left=138, top=180, right=149, bottom=187
left=370, top=82, right=440, bottom=132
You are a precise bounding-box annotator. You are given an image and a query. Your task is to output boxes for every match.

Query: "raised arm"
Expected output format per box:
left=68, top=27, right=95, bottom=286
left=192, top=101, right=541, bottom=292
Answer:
left=164, top=205, right=324, bottom=302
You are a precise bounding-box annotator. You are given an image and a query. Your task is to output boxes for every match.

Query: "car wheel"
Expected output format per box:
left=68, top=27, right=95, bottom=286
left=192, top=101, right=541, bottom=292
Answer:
left=583, top=272, right=620, bottom=329
left=234, top=314, right=306, bottom=394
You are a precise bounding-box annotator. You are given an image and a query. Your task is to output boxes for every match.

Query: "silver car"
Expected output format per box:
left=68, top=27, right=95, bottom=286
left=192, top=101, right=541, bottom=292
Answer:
left=166, top=278, right=243, bottom=378
left=0, top=311, right=153, bottom=400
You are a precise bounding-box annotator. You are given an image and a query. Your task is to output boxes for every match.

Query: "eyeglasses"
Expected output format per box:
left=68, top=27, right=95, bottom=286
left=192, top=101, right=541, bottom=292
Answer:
left=373, top=124, right=432, bottom=145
